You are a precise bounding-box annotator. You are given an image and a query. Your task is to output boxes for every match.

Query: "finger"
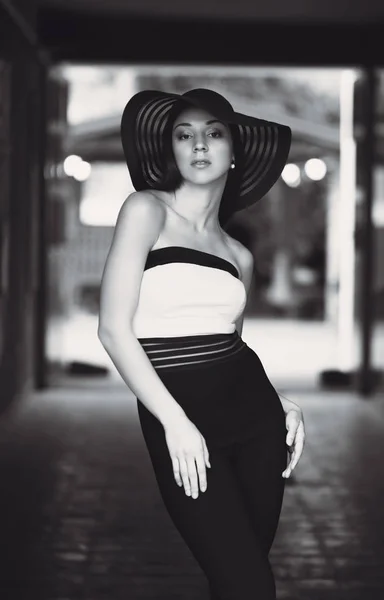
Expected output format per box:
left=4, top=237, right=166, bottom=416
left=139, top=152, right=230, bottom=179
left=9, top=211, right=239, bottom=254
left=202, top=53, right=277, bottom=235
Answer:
left=284, top=437, right=305, bottom=476
left=290, top=440, right=305, bottom=471
left=195, top=453, right=208, bottom=492
left=178, top=456, right=191, bottom=496
left=286, top=427, right=295, bottom=447
left=282, top=465, right=293, bottom=478
left=288, top=417, right=306, bottom=448
left=202, top=438, right=211, bottom=468
left=297, top=420, right=305, bottom=437
left=282, top=447, right=291, bottom=478
left=286, top=418, right=300, bottom=446
left=186, top=455, right=199, bottom=498
left=292, top=430, right=305, bottom=454
left=171, top=456, right=182, bottom=486
left=287, top=443, right=294, bottom=455
left=282, top=446, right=298, bottom=477
left=283, top=452, right=295, bottom=475
left=296, top=429, right=306, bottom=446
left=288, top=449, right=297, bottom=471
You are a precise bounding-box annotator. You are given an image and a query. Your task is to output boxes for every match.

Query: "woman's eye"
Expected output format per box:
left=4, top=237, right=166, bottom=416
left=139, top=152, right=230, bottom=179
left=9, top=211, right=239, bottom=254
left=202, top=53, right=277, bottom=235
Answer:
left=176, top=129, right=224, bottom=140
left=208, top=130, right=223, bottom=138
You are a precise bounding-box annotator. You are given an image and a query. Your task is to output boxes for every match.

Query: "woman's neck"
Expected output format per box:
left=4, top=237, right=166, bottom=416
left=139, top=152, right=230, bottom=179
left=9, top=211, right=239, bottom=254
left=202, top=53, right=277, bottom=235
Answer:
left=169, top=181, right=225, bottom=234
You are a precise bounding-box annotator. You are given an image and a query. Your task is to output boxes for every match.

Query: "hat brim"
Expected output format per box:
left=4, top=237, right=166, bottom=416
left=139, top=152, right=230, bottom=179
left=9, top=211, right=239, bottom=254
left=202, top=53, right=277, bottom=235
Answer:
left=121, top=89, right=291, bottom=216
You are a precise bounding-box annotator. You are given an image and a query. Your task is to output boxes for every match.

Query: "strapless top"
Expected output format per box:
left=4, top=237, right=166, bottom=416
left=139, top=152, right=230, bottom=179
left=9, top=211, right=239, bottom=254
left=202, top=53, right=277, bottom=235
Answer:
left=132, top=246, right=247, bottom=338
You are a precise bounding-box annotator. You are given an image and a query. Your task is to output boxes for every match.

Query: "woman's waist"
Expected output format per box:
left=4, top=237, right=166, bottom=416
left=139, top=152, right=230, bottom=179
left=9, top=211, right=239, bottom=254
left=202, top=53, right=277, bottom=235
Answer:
left=137, top=330, right=247, bottom=372
left=132, top=316, right=237, bottom=338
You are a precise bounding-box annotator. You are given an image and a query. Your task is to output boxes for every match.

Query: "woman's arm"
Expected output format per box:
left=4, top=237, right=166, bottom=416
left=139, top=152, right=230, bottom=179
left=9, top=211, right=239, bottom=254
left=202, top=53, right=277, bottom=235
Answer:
left=279, top=390, right=306, bottom=479
left=98, top=191, right=188, bottom=429
left=277, top=391, right=303, bottom=415
left=235, top=244, right=254, bottom=337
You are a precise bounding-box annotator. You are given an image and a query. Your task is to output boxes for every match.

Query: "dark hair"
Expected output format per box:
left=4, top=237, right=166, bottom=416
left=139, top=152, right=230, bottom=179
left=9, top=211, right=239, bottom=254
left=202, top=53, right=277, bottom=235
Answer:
left=219, top=124, right=244, bottom=228
left=156, top=100, right=244, bottom=228
left=155, top=102, right=185, bottom=192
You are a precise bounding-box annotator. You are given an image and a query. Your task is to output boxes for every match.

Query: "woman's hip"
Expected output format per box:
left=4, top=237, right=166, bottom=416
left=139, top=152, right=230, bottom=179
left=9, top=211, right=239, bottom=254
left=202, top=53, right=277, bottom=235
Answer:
left=136, top=336, right=285, bottom=449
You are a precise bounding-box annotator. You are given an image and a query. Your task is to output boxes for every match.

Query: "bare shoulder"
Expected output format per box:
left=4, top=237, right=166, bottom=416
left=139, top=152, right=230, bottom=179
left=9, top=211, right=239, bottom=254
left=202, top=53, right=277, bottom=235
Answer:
left=118, top=190, right=166, bottom=227
left=102, top=190, right=167, bottom=267
left=114, top=190, right=166, bottom=247
left=226, top=234, right=254, bottom=277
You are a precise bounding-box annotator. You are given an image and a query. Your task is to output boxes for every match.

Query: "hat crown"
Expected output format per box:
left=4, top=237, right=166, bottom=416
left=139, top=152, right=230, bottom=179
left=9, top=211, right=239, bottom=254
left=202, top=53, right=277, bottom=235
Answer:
left=181, top=88, right=234, bottom=119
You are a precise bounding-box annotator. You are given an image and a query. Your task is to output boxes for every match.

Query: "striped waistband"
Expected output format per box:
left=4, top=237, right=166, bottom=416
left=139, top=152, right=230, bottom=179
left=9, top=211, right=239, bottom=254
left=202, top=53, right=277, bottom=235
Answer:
left=137, top=330, right=246, bottom=372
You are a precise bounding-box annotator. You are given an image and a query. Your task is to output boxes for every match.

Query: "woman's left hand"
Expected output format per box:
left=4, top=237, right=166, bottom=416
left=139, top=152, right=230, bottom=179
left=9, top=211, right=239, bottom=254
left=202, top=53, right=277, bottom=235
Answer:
left=282, top=407, right=306, bottom=479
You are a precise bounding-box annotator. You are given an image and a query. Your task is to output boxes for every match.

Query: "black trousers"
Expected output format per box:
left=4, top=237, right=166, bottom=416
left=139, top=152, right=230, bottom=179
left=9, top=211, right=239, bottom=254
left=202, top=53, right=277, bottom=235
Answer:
left=137, top=332, right=288, bottom=599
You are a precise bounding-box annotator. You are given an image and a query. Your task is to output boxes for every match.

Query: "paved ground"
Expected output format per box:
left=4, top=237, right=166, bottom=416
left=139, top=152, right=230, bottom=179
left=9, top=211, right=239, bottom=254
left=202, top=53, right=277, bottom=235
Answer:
left=0, top=376, right=383, bottom=600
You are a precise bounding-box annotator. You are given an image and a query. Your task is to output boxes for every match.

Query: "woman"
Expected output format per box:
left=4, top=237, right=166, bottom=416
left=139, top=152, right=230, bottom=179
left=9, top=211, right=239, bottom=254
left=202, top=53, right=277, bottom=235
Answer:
left=98, top=88, right=306, bottom=599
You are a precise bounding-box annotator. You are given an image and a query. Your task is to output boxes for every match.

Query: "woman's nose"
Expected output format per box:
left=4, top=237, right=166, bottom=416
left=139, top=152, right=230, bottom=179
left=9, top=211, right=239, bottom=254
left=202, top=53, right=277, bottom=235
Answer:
left=193, top=135, right=208, bottom=151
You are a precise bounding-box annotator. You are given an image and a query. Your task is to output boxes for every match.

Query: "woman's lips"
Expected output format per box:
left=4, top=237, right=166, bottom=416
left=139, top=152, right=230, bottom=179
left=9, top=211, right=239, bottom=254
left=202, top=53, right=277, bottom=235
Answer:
left=191, top=160, right=211, bottom=168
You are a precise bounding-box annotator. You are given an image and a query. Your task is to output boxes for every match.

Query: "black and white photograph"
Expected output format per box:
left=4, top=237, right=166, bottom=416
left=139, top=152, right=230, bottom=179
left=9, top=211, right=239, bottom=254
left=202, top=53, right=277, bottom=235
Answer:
left=0, top=1, right=384, bottom=599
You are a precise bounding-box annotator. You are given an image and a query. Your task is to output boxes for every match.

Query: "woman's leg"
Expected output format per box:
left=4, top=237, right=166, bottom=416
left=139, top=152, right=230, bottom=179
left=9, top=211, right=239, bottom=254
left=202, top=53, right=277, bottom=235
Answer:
left=138, top=407, right=281, bottom=600
left=208, top=427, right=287, bottom=600
left=230, top=427, right=288, bottom=555
left=207, top=427, right=288, bottom=600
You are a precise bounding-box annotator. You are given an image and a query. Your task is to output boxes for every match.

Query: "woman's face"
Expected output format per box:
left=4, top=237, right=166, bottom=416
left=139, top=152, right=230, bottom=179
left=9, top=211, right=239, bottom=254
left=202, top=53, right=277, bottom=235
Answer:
left=171, top=107, right=233, bottom=186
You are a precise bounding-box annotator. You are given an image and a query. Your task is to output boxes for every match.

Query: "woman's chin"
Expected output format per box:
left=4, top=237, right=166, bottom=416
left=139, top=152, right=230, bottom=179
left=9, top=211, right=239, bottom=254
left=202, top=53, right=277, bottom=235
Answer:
left=182, top=169, right=228, bottom=187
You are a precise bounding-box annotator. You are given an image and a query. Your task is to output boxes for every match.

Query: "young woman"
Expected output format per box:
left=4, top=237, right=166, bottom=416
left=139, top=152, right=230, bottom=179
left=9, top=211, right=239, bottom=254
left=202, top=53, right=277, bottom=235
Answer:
left=98, top=88, right=306, bottom=599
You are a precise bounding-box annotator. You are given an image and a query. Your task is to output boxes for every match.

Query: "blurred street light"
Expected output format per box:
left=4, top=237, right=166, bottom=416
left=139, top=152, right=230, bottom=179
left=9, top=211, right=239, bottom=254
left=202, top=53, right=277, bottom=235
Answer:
left=281, top=163, right=301, bottom=187
left=304, top=158, right=327, bottom=181
left=64, top=154, right=92, bottom=181
left=73, top=161, right=91, bottom=182
left=63, top=154, right=82, bottom=176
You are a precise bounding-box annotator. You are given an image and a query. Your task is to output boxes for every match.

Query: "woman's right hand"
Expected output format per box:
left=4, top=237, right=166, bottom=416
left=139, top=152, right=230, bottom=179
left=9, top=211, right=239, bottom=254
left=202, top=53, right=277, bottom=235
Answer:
left=164, top=417, right=211, bottom=499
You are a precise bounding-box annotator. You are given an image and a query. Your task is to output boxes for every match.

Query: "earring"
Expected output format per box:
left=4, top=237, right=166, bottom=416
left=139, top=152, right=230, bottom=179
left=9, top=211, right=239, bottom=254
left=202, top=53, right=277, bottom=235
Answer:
left=230, top=160, right=235, bottom=170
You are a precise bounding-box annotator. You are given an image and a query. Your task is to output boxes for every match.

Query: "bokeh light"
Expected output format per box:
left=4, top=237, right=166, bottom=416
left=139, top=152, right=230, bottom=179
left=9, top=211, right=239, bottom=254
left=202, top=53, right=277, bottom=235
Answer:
left=64, top=155, right=92, bottom=181
left=63, top=154, right=82, bottom=177
left=73, top=161, right=92, bottom=182
left=281, top=163, right=301, bottom=187
left=304, top=158, right=327, bottom=181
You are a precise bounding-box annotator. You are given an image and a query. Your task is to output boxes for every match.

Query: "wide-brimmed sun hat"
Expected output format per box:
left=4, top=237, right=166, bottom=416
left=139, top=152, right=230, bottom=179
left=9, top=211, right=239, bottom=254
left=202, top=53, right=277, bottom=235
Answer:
left=121, top=88, right=291, bottom=221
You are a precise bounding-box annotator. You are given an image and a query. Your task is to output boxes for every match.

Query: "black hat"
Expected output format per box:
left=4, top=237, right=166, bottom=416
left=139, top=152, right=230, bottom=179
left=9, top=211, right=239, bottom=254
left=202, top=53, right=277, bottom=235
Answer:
left=121, top=88, right=291, bottom=222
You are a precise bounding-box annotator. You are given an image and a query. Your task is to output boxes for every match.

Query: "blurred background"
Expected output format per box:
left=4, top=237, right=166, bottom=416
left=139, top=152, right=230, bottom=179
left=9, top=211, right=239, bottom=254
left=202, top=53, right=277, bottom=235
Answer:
left=43, top=64, right=384, bottom=391
left=1, top=1, right=384, bottom=400
left=1, top=2, right=384, bottom=600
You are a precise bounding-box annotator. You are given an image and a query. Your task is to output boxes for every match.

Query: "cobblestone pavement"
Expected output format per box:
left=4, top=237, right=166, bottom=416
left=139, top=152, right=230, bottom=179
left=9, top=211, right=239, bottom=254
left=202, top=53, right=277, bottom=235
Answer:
left=0, top=378, right=383, bottom=600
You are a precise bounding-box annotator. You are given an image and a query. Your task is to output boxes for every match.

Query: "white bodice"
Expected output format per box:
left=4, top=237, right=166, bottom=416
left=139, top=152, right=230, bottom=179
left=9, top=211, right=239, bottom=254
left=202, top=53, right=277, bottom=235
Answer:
left=132, top=246, right=247, bottom=338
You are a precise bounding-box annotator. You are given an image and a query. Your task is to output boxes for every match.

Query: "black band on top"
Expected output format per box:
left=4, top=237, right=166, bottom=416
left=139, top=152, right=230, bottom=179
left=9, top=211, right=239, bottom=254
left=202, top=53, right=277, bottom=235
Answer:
left=144, top=246, right=240, bottom=280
